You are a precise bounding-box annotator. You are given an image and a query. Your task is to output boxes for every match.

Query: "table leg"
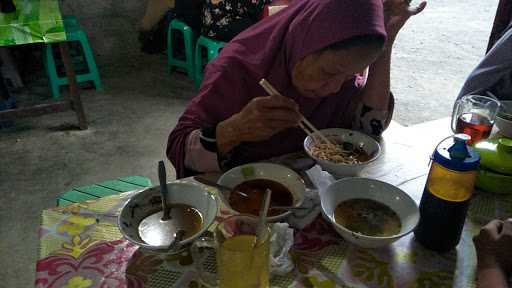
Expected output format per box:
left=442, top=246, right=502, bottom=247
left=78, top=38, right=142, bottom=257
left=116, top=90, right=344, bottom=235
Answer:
left=58, top=42, right=87, bottom=130
left=0, top=69, right=10, bottom=101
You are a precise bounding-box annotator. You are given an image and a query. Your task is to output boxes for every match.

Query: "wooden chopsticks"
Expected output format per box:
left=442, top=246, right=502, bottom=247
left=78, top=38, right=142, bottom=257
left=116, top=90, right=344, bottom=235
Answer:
left=258, top=78, right=335, bottom=146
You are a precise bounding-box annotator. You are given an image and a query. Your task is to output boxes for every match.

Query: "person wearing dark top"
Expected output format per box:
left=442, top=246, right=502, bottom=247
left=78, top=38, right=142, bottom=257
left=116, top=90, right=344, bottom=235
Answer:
left=202, top=0, right=271, bottom=42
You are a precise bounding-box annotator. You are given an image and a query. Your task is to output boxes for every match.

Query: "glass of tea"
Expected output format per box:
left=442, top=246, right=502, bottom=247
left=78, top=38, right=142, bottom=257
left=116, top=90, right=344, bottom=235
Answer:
left=191, top=214, right=270, bottom=288
left=451, top=95, right=500, bottom=144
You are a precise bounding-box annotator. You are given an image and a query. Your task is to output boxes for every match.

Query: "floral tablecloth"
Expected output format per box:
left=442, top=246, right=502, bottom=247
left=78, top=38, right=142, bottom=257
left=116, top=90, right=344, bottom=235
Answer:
left=35, top=175, right=512, bottom=288
left=0, top=0, right=66, bottom=46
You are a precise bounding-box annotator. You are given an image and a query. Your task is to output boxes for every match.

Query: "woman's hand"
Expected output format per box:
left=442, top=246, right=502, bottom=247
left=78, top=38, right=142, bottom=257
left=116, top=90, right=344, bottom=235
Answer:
left=473, top=219, right=512, bottom=273
left=383, top=0, right=427, bottom=44
left=216, top=95, right=301, bottom=153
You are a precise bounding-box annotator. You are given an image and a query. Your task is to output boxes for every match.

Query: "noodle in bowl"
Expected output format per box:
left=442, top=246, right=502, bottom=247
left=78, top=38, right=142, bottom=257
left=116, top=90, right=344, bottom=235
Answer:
left=304, top=128, right=381, bottom=177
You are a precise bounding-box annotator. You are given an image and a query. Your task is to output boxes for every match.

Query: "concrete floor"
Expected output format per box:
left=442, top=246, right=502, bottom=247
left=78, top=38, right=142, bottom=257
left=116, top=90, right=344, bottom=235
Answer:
left=0, top=0, right=497, bottom=286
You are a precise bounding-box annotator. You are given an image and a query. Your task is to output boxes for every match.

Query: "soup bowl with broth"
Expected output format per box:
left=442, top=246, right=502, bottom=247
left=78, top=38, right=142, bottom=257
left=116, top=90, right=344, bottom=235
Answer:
left=217, top=163, right=306, bottom=222
left=304, top=128, right=381, bottom=178
left=320, top=177, right=419, bottom=248
left=118, top=182, right=218, bottom=252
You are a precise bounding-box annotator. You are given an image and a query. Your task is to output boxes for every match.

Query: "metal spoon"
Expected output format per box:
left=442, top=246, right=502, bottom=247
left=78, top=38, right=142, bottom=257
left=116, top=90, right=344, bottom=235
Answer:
left=168, top=229, right=186, bottom=251
left=193, top=176, right=249, bottom=198
left=269, top=206, right=309, bottom=211
left=158, top=161, right=171, bottom=221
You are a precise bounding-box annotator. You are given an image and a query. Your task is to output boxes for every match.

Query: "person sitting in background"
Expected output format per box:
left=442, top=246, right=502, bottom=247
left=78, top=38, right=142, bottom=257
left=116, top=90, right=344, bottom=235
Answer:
left=473, top=219, right=512, bottom=288
left=139, top=0, right=202, bottom=54
left=457, top=1, right=512, bottom=101
left=202, top=0, right=271, bottom=42
left=166, top=0, right=426, bottom=178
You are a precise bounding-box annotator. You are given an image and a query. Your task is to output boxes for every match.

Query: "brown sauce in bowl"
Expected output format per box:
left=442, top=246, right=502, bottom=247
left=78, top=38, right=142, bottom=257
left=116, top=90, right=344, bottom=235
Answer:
left=229, top=179, right=293, bottom=216
left=334, top=198, right=401, bottom=237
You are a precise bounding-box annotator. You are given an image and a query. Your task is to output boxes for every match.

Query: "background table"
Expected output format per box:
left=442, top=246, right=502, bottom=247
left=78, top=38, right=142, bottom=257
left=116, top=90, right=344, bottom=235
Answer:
left=34, top=118, right=512, bottom=287
left=0, top=0, right=87, bottom=129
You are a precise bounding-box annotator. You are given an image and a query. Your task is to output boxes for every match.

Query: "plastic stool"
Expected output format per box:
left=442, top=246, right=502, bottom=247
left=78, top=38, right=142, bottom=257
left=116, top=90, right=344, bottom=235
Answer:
left=57, top=176, right=152, bottom=207
left=44, top=16, right=102, bottom=99
left=63, top=15, right=79, bottom=28
left=194, top=36, right=225, bottom=88
left=167, top=19, right=195, bottom=80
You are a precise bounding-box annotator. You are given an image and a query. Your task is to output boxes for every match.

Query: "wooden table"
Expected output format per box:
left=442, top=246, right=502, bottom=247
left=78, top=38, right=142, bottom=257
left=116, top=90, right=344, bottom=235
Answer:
left=0, top=0, right=87, bottom=129
left=34, top=117, right=510, bottom=287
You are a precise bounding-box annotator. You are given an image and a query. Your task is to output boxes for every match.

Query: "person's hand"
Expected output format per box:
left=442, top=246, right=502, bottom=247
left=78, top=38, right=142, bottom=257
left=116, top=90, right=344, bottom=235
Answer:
left=473, top=219, right=512, bottom=274
left=383, top=0, right=427, bottom=44
left=216, top=95, right=301, bottom=153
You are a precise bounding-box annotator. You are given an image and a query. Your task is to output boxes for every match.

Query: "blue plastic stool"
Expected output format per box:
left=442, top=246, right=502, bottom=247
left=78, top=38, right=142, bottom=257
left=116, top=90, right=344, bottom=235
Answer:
left=194, top=36, right=225, bottom=88
left=167, top=19, right=196, bottom=80
left=43, top=16, right=102, bottom=99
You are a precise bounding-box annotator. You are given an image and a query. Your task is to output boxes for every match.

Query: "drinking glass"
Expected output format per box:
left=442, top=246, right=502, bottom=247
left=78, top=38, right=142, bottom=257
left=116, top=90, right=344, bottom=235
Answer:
left=191, top=214, right=270, bottom=288
left=451, top=95, right=500, bottom=144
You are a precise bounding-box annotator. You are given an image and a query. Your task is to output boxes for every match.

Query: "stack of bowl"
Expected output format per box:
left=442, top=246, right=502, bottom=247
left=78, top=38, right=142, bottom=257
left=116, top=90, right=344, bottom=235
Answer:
left=473, top=100, right=512, bottom=194
left=474, top=137, right=512, bottom=194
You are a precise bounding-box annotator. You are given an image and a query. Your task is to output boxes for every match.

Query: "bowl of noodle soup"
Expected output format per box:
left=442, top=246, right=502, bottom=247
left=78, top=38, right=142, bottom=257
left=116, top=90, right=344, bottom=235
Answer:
left=304, top=128, right=381, bottom=177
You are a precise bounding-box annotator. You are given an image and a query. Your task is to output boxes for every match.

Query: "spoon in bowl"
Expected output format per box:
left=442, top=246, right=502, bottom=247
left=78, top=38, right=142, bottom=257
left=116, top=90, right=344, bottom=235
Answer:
left=159, top=161, right=172, bottom=221
left=270, top=206, right=308, bottom=211
left=193, top=176, right=249, bottom=198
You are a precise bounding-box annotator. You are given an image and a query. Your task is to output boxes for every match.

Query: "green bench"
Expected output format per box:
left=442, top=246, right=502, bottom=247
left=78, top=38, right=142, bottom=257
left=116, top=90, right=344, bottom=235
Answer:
left=57, top=176, right=152, bottom=207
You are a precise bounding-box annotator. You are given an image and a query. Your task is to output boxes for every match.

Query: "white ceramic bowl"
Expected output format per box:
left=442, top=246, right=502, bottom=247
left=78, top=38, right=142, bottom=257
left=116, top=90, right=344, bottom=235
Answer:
left=118, top=182, right=219, bottom=251
left=304, top=128, right=381, bottom=178
left=496, top=100, right=512, bottom=138
left=217, top=163, right=306, bottom=222
left=320, top=177, right=419, bottom=248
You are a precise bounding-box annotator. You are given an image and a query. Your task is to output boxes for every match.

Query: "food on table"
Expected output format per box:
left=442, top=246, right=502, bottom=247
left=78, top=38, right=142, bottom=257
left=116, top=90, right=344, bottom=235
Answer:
left=310, top=140, right=371, bottom=164
left=334, top=198, right=401, bottom=237
left=229, top=179, right=293, bottom=216
left=138, top=203, right=203, bottom=246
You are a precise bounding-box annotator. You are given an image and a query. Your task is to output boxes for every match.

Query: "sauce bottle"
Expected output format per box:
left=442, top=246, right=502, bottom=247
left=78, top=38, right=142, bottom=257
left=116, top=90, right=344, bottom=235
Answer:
left=414, top=134, right=480, bottom=252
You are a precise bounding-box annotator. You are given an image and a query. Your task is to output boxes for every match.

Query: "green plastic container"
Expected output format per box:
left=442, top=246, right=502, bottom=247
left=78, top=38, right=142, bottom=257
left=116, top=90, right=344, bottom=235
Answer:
left=474, top=137, right=512, bottom=194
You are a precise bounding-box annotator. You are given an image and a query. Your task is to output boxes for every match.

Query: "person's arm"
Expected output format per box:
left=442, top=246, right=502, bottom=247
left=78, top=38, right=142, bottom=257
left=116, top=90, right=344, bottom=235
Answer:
left=473, top=219, right=512, bottom=288
left=458, top=26, right=512, bottom=99
left=183, top=129, right=221, bottom=173
left=477, top=264, right=509, bottom=288
left=354, top=0, right=426, bottom=136
left=359, top=0, right=427, bottom=111
left=216, top=95, right=301, bottom=154
left=359, top=41, right=393, bottom=113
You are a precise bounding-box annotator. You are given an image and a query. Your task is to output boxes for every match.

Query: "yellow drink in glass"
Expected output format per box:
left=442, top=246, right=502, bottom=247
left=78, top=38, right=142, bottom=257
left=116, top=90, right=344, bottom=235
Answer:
left=217, top=234, right=270, bottom=288
left=191, top=215, right=271, bottom=288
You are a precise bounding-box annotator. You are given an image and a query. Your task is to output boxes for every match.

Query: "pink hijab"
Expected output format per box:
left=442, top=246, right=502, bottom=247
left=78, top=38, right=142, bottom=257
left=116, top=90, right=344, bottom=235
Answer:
left=167, top=0, right=387, bottom=178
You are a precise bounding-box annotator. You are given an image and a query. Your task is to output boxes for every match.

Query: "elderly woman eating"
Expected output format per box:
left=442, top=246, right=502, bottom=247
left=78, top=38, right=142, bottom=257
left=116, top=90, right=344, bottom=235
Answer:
left=167, top=0, right=426, bottom=178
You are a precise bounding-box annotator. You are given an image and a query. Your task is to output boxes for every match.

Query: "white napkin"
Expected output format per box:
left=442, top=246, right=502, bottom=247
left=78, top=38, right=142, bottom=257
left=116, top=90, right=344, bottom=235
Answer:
left=269, top=223, right=294, bottom=275
left=287, top=166, right=335, bottom=229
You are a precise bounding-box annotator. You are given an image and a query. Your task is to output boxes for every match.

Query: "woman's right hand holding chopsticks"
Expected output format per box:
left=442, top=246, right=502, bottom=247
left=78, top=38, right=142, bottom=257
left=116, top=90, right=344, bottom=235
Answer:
left=216, top=94, right=302, bottom=153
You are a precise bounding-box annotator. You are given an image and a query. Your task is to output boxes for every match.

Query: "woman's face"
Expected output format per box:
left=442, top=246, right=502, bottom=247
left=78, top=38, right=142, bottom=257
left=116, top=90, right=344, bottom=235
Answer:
left=291, top=45, right=381, bottom=98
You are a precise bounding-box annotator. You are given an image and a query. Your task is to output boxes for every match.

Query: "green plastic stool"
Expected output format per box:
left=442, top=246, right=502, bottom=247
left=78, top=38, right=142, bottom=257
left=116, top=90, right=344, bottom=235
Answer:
left=194, top=36, right=225, bottom=88
left=167, top=19, right=195, bottom=80
left=63, top=15, right=79, bottom=28
left=57, top=176, right=152, bottom=207
left=43, top=16, right=102, bottom=99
